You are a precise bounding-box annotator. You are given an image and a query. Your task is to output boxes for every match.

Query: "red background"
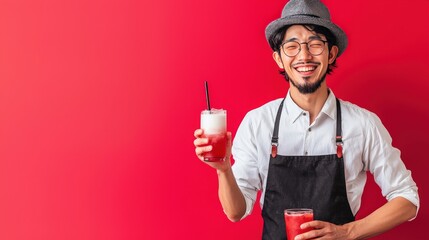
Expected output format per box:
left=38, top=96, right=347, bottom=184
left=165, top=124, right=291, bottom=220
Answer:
left=0, top=0, right=427, bottom=239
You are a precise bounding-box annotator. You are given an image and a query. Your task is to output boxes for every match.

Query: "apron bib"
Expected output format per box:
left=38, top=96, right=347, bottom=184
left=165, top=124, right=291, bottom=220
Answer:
left=261, top=98, right=355, bottom=240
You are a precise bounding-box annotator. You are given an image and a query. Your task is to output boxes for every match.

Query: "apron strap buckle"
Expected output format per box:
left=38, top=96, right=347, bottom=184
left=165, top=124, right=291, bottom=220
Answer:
left=271, top=143, right=278, bottom=158
left=336, top=136, right=343, bottom=158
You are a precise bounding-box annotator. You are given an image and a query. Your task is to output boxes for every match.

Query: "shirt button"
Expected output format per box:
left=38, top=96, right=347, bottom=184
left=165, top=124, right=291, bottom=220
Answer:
left=308, top=128, right=312, bottom=132
left=303, top=112, right=307, bottom=116
left=305, top=151, right=308, bottom=155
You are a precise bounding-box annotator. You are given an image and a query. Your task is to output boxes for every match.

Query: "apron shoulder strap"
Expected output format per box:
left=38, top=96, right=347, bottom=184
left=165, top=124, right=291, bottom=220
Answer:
left=335, top=98, right=343, bottom=158
left=271, top=99, right=285, bottom=158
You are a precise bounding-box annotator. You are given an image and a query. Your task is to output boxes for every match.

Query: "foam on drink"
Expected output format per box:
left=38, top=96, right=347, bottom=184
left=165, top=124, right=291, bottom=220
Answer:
left=201, top=109, right=226, bottom=134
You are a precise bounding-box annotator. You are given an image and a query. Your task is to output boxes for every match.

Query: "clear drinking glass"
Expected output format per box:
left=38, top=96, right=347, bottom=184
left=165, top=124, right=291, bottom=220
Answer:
left=284, top=208, right=314, bottom=240
left=200, top=109, right=227, bottom=162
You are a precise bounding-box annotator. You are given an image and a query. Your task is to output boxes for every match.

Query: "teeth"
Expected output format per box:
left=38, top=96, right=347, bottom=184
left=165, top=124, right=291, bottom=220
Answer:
left=296, top=66, right=315, bottom=72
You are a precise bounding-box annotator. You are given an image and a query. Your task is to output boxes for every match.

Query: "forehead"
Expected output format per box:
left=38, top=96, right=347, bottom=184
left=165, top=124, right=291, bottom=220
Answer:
left=284, top=25, right=325, bottom=40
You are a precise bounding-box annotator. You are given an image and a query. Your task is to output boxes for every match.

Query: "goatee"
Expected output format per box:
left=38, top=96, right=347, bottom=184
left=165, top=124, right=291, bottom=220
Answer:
left=285, top=73, right=327, bottom=94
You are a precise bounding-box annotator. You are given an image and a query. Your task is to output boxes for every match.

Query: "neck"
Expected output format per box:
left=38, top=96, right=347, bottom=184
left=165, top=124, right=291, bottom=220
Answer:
left=289, top=85, right=329, bottom=124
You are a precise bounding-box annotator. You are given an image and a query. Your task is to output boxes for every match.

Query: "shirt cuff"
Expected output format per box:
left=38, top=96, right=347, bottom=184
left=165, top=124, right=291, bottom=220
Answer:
left=387, top=191, right=420, bottom=221
left=240, top=194, right=255, bottom=220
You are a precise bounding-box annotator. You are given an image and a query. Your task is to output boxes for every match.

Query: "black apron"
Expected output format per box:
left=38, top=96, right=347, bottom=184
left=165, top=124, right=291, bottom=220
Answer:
left=261, top=98, right=355, bottom=240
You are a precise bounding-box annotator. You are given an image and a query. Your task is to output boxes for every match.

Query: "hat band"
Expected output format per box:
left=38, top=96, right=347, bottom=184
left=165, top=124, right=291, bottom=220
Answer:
left=286, top=13, right=321, bottom=19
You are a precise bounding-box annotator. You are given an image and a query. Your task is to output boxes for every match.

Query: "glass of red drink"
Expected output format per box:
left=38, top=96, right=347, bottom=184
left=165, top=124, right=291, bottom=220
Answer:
left=284, top=208, right=314, bottom=240
left=200, top=109, right=227, bottom=162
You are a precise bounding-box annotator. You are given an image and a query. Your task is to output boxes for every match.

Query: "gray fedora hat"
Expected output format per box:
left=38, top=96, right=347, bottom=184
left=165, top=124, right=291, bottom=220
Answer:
left=265, top=0, right=348, bottom=56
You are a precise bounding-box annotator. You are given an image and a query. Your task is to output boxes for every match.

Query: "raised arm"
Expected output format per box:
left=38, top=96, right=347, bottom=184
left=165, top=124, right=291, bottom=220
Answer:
left=194, top=129, right=246, bottom=222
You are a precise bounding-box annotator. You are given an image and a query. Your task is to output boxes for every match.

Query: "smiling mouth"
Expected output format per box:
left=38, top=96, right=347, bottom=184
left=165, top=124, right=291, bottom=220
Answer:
left=293, top=62, right=320, bottom=76
left=295, top=66, right=316, bottom=73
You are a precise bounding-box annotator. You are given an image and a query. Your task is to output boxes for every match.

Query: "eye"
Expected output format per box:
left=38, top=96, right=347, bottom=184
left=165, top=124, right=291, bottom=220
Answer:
left=309, top=40, right=324, bottom=48
left=284, top=42, right=299, bottom=50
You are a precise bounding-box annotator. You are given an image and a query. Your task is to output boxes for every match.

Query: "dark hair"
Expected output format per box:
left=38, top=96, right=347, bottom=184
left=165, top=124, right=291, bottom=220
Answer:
left=268, top=24, right=338, bottom=76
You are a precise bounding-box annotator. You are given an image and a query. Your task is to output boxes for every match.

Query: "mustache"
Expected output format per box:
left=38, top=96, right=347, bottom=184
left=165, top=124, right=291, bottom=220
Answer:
left=292, top=61, right=321, bottom=67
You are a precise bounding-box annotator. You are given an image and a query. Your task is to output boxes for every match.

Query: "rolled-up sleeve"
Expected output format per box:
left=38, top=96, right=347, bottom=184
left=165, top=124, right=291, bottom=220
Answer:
left=364, top=113, right=420, bottom=220
left=231, top=112, right=262, bottom=220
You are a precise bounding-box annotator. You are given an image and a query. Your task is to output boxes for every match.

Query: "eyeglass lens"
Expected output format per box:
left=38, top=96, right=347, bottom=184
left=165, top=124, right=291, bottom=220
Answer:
left=283, top=40, right=326, bottom=57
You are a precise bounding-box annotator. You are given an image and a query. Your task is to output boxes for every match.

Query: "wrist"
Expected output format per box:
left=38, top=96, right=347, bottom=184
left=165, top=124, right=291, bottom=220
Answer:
left=343, top=220, right=360, bottom=240
left=217, top=165, right=232, bottom=176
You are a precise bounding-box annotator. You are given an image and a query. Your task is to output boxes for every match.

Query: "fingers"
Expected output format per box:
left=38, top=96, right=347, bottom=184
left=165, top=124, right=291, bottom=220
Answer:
left=194, top=129, right=211, bottom=147
left=301, top=220, right=323, bottom=229
left=294, top=221, right=322, bottom=240
left=296, top=221, right=343, bottom=240
left=194, top=137, right=210, bottom=160
left=195, top=145, right=212, bottom=156
left=226, top=132, right=232, bottom=143
left=194, top=129, right=210, bottom=160
left=194, top=129, right=203, bottom=138
left=225, top=132, right=232, bottom=158
left=193, top=137, right=209, bottom=147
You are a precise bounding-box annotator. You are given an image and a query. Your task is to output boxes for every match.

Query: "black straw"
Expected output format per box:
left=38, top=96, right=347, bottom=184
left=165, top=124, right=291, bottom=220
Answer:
left=204, top=81, right=211, bottom=111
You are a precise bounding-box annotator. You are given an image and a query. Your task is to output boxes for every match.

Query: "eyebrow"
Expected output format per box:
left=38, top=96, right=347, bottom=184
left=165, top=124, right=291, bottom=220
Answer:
left=284, top=35, right=324, bottom=43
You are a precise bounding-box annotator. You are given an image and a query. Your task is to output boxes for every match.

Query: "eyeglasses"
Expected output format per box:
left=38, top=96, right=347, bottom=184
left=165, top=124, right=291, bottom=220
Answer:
left=281, top=39, right=328, bottom=57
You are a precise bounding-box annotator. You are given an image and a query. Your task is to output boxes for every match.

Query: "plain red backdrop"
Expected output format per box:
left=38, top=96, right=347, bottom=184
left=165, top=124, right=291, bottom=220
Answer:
left=0, top=0, right=427, bottom=239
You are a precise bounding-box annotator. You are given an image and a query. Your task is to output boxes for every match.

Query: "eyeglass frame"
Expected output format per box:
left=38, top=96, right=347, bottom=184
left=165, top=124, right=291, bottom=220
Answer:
left=280, top=39, right=329, bottom=57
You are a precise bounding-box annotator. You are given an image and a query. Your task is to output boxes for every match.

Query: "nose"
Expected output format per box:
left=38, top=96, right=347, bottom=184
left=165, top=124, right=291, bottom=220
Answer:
left=297, top=43, right=312, bottom=60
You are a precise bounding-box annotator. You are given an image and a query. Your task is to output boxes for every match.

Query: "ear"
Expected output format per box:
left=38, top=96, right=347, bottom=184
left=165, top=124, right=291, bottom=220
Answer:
left=328, top=45, right=339, bottom=64
left=272, top=51, right=284, bottom=69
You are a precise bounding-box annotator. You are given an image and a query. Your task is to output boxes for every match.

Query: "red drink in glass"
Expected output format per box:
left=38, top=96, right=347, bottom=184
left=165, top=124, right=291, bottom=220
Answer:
left=284, top=209, right=314, bottom=240
left=202, top=133, right=227, bottom=161
left=201, top=109, right=227, bottom=162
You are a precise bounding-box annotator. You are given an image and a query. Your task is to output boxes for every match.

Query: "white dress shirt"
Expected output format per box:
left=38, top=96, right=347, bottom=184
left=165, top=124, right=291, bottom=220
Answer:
left=231, top=90, right=419, bottom=219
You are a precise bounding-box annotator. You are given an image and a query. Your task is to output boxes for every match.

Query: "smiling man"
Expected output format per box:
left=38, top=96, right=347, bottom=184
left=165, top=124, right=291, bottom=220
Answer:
left=193, top=0, right=419, bottom=239
left=273, top=25, right=336, bottom=93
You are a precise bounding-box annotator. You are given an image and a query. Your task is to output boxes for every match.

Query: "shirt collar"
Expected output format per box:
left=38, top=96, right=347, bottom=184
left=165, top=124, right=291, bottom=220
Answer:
left=284, top=89, right=337, bottom=123
left=322, top=90, right=337, bottom=120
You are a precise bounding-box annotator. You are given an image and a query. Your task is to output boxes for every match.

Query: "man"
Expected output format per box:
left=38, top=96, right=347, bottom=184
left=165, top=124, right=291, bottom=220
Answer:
left=194, top=0, right=419, bottom=239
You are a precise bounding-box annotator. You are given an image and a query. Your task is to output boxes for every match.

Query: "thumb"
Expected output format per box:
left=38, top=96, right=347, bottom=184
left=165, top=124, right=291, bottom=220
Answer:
left=225, top=132, right=232, bottom=158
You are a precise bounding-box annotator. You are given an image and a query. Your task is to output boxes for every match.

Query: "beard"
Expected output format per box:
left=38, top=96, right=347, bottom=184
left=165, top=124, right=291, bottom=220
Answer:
left=284, top=72, right=327, bottom=94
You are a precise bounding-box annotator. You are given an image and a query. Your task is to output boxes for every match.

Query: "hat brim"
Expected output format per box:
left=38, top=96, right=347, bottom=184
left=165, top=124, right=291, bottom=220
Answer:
left=265, top=15, right=348, bottom=56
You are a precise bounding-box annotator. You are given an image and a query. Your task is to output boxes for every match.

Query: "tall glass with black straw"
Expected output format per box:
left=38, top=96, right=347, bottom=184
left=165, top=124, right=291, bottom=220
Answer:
left=200, top=81, right=227, bottom=162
